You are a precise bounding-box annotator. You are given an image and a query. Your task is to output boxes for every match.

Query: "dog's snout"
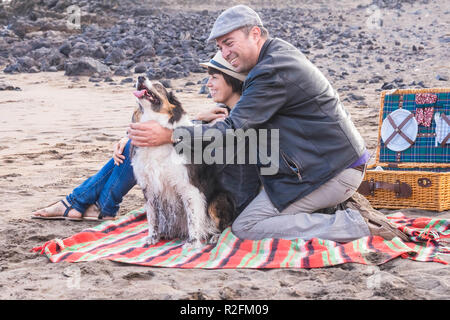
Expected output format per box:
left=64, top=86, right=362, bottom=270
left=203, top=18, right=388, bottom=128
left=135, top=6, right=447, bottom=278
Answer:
left=138, top=76, right=146, bottom=84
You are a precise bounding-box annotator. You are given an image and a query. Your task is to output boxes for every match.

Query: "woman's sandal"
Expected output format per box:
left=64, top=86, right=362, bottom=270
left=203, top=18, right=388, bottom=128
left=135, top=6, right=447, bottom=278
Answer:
left=31, top=199, right=83, bottom=221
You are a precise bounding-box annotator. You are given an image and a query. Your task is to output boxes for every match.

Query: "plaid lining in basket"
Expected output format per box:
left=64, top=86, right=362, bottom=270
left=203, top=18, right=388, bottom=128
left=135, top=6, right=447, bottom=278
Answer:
left=379, top=92, right=449, bottom=163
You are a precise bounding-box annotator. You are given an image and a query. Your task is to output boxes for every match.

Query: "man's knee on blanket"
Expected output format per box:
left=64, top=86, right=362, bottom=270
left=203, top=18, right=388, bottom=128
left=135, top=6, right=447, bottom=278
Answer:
left=231, top=220, right=250, bottom=240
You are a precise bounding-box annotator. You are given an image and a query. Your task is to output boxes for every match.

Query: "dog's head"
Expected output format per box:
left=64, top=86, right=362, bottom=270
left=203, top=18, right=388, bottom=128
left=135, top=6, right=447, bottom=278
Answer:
left=133, top=76, right=185, bottom=124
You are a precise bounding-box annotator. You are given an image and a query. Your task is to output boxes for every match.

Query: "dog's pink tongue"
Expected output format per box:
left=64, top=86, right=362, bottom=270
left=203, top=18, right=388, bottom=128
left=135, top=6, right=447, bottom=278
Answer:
left=133, top=89, right=147, bottom=98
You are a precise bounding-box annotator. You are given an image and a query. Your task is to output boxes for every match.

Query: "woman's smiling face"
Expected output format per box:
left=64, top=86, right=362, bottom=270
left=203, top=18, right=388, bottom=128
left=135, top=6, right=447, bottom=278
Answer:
left=207, top=72, right=234, bottom=104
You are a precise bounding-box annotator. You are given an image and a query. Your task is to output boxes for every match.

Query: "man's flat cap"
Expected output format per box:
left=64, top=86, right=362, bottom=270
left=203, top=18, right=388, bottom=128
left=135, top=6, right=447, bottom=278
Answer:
left=207, top=5, right=263, bottom=42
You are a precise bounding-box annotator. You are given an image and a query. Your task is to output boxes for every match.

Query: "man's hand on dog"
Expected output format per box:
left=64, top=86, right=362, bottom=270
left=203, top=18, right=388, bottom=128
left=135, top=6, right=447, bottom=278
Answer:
left=128, top=121, right=173, bottom=147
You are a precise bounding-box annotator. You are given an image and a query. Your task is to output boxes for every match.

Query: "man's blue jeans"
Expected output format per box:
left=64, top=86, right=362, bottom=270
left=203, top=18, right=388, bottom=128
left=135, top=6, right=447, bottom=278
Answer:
left=66, top=140, right=136, bottom=217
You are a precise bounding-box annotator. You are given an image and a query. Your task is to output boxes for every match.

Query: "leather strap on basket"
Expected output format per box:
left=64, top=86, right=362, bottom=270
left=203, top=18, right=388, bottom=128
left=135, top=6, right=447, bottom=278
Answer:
left=384, top=113, right=415, bottom=146
left=441, top=113, right=450, bottom=147
left=357, top=179, right=412, bottom=198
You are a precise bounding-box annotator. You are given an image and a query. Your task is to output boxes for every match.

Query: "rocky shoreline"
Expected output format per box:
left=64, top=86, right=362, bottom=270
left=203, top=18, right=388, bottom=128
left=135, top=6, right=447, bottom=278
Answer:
left=2, top=0, right=447, bottom=88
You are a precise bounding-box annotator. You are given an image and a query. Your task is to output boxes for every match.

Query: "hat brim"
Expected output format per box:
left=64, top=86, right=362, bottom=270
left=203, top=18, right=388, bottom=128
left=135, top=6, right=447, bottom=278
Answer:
left=200, top=62, right=247, bottom=82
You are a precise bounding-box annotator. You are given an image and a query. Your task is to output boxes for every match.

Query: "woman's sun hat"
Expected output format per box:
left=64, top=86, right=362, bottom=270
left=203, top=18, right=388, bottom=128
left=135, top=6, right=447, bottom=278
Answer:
left=200, top=51, right=247, bottom=82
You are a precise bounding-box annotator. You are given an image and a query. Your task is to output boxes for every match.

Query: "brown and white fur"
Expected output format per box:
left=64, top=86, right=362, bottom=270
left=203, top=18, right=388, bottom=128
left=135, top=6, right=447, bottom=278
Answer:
left=130, top=76, right=236, bottom=248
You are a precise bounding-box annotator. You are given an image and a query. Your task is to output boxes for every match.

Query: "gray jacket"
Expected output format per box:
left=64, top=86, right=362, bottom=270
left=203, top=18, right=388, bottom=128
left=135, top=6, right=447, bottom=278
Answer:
left=174, top=37, right=366, bottom=212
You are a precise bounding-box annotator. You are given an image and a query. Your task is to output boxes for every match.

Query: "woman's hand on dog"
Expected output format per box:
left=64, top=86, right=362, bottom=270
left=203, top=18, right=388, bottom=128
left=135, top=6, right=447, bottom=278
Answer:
left=196, top=106, right=228, bottom=123
left=128, top=121, right=173, bottom=147
left=113, top=137, right=129, bottom=165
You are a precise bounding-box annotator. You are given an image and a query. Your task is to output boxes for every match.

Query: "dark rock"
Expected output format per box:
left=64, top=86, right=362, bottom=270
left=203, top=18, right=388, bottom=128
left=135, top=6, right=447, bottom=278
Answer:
left=381, top=82, right=395, bottom=90
left=314, top=43, right=324, bottom=49
left=114, top=67, right=132, bottom=77
left=349, top=93, right=365, bottom=101
left=417, top=81, right=426, bottom=88
left=58, top=41, right=71, bottom=57
left=11, top=43, right=33, bottom=58
left=134, top=62, right=149, bottom=74
left=119, top=60, right=135, bottom=69
left=9, top=19, right=35, bottom=38
left=64, top=57, right=111, bottom=76
left=436, top=74, right=448, bottom=81
left=369, top=75, right=384, bottom=83
left=132, top=45, right=156, bottom=62
left=104, top=48, right=125, bottom=65
left=198, top=85, right=208, bottom=94
left=114, top=36, right=146, bottom=51
left=200, top=77, right=209, bottom=84
left=93, top=46, right=106, bottom=59
left=30, top=39, right=52, bottom=50
left=169, top=57, right=183, bottom=65
left=120, top=78, right=134, bottom=84
left=4, top=64, right=20, bottom=74
left=5, top=56, right=38, bottom=73
left=185, top=81, right=195, bottom=86
left=160, top=79, right=172, bottom=88
left=164, top=69, right=180, bottom=79
left=30, top=47, right=52, bottom=61
left=0, top=82, right=21, bottom=91
left=146, top=68, right=164, bottom=80
left=89, top=77, right=102, bottom=83
left=438, top=35, right=450, bottom=43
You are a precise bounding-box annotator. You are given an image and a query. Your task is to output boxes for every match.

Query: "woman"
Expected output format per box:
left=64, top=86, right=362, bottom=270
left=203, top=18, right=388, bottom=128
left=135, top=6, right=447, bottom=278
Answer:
left=32, top=51, right=256, bottom=221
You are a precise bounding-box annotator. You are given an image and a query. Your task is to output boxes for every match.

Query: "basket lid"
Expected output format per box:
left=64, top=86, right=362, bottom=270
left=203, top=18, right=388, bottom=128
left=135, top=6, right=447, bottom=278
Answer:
left=376, top=88, right=450, bottom=166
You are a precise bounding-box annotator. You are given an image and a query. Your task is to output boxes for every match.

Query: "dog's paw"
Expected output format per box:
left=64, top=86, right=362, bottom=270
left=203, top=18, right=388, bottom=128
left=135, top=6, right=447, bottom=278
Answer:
left=207, top=234, right=221, bottom=245
left=182, top=239, right=203, bottom=250
left=145, top=235, right=160, bottom=246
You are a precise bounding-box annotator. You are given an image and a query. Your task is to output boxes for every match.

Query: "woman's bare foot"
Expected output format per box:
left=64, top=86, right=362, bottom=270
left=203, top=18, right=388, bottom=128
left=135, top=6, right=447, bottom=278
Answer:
left=31, top=200, right=83, bottom=220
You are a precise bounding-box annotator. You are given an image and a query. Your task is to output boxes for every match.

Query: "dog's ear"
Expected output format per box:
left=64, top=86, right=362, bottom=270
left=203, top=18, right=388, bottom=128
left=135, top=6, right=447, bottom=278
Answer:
left=168, top=91, right=185, bottom=124
left=167, top=91, right=181, bottom=107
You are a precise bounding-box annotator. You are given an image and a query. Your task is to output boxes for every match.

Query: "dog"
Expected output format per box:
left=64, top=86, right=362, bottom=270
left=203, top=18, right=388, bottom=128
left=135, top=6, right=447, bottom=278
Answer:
left=130, top=76, right=236, bottom=248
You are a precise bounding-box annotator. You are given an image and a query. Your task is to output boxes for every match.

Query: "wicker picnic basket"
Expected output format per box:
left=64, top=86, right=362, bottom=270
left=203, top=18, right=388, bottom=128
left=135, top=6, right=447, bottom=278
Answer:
left=357, top=88, right=450, bottom=212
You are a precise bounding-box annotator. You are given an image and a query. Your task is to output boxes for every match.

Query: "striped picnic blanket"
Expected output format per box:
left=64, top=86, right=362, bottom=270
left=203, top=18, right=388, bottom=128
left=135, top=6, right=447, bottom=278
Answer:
left=33, top=208, right=450, bottom=268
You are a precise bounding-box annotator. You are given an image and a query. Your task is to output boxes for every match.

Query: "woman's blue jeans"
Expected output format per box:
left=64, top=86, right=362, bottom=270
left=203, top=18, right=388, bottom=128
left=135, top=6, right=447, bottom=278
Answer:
left=66, top=140, right=136, bottom=217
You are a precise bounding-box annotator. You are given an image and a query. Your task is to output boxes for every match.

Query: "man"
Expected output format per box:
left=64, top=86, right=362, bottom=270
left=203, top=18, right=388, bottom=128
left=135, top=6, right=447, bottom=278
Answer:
left=129, top=5, right=409, bottom=242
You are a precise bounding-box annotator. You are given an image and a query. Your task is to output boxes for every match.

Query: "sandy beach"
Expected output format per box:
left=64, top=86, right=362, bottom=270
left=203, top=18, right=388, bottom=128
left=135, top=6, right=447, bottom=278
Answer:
left=0, top=0, right=449, bottom=300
